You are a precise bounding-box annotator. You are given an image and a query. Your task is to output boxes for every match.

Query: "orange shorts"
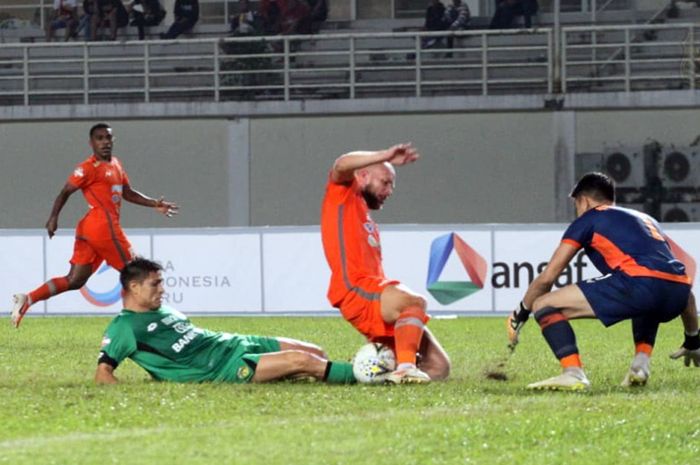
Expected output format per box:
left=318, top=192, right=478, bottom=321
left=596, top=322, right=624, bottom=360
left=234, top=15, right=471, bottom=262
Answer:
left=337, top=277, right=400, bottom=343
left=71, top=224, right=134, bottom=271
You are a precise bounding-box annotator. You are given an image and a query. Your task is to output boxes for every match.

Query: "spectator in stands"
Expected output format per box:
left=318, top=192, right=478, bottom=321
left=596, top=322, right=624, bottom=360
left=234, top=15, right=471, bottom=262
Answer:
left=307, top=0, right=328, bottom=34
left=443, top=0, right=470, bottom=51
left=45, top=0, right=79, bottom=41
left=422, top=0, right=448, bottom=48
left=76, top=0, right=95, bottom=39
left=279, top=0, right=311, bottom=35
left=490, top=0, right=538, bottom=29
left=127, top=0, right=166, bottom=40
left=91, top=0, right=129, bottom=40
left=259, top=0, right=282, bottom=35
left=160, top=0, right=199, bottom=39
left=230, top=0, right=261, bottom=35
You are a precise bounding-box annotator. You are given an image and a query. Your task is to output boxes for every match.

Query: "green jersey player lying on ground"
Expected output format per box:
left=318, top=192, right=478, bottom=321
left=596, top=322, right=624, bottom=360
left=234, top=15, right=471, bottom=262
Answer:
left=95, top=258, right=356, bottom=385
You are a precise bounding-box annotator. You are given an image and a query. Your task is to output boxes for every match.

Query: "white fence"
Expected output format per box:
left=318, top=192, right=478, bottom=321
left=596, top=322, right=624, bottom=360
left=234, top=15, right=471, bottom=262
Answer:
left=2, top=223, right=698, bottom=315
left=0, top=23, right=697, bottom=106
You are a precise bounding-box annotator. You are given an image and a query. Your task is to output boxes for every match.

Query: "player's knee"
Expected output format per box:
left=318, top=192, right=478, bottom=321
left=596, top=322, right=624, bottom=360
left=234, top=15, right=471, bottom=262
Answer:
left=66, top=275, right=88, bottom=290
left=432, top=355, right=451, bottom=381
left=531, top=295, right=550, bottom=312
left=401, top=294, right=427, bottom=312
left=420, top=350, right=451, bottom=381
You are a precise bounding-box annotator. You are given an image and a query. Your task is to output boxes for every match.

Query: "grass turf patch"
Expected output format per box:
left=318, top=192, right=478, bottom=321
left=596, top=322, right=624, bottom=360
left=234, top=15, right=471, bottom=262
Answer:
left=1, top=316, right=699, bottom=465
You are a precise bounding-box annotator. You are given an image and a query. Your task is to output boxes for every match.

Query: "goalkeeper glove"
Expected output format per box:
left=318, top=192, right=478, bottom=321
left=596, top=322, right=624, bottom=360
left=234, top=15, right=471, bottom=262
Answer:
left=507, top=301, right=531, bottom=351
left=669, top=331, right=700, bottom=367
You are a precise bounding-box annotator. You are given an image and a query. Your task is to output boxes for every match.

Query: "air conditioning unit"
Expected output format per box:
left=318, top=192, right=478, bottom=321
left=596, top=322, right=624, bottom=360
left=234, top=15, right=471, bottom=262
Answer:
left=601, top=146, right=645, bottom=188
left=660, top=147, right=699, bottom=188
left=661, top=203, right=700, bottom=222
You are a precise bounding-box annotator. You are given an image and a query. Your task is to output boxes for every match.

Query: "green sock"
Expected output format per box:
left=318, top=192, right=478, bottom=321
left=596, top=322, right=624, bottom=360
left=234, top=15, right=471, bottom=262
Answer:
left=324, top=361, right=356, bottom=384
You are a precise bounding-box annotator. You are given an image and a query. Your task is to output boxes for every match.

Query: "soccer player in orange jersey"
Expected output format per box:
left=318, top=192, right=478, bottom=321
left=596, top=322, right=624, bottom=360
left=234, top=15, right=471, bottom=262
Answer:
left=10, top=123, right=178, bottom=328
left=320, top=143, right=451, bottom=384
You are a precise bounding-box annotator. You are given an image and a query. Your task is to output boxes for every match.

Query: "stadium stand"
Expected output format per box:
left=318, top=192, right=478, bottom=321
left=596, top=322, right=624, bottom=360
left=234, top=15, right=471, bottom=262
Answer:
left=0, top=0, right=698, bottom=105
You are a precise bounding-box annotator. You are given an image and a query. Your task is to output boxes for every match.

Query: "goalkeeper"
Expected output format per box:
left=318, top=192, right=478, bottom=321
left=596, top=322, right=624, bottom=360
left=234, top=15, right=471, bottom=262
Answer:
left=95, top=258, right=356, bottom=385
left=507, top=172, right=699, bottom=391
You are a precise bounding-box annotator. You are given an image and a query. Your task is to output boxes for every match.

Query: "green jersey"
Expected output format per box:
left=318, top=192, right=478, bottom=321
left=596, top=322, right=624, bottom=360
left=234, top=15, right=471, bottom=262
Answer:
left=98, top=306, right=279, bottom=383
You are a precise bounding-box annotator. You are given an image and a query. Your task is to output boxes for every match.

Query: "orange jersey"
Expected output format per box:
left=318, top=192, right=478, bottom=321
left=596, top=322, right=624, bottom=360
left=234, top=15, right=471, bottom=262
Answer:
left=67, top=154, right=130, bottom=226
left=321, top=176, right=386, bottom=306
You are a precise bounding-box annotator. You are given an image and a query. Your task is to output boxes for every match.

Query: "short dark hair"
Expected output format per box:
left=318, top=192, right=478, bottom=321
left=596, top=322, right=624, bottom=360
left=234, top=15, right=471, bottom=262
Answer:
left=89, top=123, right=111, bottom=138
left=120, top=258, right=163, bottom=290
left=570, top=172, right=615, bottom=202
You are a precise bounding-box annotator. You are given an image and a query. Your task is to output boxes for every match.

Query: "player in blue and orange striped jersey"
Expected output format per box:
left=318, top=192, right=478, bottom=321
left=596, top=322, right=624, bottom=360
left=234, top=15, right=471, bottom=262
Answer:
left=10, top=123, right=178, bottom=329
left=508, top=172, right=699, bottom=390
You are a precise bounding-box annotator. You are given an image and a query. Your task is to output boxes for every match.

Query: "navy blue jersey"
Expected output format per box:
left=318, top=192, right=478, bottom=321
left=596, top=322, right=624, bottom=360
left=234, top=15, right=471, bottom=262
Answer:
left=562, top=205, right=689, bottom=284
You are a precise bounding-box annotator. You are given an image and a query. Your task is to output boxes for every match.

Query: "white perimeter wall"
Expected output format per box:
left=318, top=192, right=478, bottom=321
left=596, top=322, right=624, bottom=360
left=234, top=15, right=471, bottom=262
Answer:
left=2, top=223, right=698, bottom=315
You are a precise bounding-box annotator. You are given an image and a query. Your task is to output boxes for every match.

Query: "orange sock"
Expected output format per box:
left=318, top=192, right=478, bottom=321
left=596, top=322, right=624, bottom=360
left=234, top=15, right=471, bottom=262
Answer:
left=28, top=277, right=70, bottom=306
left=560, top=353, right=582, bottom=369
left=393, top=306, right=428, bottom=366
left=635, top=342, right=653, bottom=356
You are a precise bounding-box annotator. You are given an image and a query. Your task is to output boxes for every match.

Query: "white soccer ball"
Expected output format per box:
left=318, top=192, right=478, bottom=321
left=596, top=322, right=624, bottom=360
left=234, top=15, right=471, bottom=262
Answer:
left=352, top=343, right=396, bottom=384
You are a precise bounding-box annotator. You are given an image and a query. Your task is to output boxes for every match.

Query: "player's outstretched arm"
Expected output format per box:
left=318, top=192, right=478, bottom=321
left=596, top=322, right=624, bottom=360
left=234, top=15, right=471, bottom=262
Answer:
left=331, top=143, right=419, bottom=184
left=522, top=242, right=578, bottom=309
left=45, top=183, right=80, bottom=239
left=95, top=363, right=119, bottom=384
left=508, top=242, right=578, bottom=350
left=122, top=185, right=179, bottom=218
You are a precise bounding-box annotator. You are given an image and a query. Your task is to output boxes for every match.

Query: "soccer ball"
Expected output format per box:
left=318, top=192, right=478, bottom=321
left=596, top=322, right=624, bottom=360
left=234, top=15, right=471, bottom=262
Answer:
left=352, top=343, right=396, bottom=384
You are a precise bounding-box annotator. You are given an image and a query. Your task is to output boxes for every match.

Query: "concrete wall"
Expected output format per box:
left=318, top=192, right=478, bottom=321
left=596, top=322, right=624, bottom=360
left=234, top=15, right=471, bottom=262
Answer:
left=249, top=112, right=559, bottom=225
left=0, top=119, right=230, bottom=229
left=2, top=104, right=699, bottom=230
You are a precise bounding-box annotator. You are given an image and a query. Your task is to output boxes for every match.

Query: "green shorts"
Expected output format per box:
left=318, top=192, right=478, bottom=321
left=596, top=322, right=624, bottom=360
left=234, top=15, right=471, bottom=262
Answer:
left=224, top=335, right=281, bottom=384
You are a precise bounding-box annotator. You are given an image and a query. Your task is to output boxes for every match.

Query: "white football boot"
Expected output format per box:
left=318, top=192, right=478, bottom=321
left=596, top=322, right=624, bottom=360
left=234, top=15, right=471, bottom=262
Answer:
left=621, top=353, right=650, bottom=387
left=386, top=365, right=431, bottom=384
left=527, top=367, right=590, bottom=391
left=11, top=293, right=30, bottom=329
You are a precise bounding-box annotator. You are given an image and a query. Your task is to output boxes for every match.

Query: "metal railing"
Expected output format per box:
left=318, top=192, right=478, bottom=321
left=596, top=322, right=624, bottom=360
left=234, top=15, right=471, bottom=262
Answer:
left=0, top=23, right=697, bottom=107
left=562, top=22, right=699, bottom=93
left=0, top=28, right=553, bottom=105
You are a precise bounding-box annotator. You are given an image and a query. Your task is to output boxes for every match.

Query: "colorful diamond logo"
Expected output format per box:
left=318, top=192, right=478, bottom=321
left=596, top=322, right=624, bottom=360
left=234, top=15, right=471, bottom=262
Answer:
left=426, top=233, right=487, bottom=305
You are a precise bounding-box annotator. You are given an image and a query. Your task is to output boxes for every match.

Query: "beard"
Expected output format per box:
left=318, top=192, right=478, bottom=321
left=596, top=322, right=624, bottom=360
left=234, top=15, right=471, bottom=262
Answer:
left=361, top=189, right=384, bottom=210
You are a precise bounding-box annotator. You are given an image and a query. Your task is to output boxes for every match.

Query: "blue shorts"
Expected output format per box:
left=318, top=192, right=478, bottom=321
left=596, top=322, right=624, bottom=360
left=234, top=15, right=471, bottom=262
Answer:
left=577, top=270, right=690, bottom=327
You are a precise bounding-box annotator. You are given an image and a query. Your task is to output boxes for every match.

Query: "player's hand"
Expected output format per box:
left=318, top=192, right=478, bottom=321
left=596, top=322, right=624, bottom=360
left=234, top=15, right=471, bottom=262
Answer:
left=155, top=198, right=179, bottom=218
left=45, top=217, right=58, bottom=239
left=383, top=143, right=420, bottom=166
left=670, top=347, right=700, bottom=367
left=507, top=301, right=531, bottom=351
left=670, top=332, right=700, bottom=367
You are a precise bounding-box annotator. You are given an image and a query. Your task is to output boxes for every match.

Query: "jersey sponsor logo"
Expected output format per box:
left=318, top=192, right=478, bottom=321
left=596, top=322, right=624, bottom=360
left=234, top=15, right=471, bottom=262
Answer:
left=173, top=322, right=192, bottom=334
left=367, top=235, right=379, bottom=248
left=171, top=329, right=200, bottom=353
left=161, top=315, right=178, bottom=325
left=427, top=232, right=487, bottom=305
left=147, top=322, right=158, bottom=332
left=236, top=365, right=251, bottom=380
left=73, top=167, right=84, bottom=178
left=80, top=263, right=122, bottom=307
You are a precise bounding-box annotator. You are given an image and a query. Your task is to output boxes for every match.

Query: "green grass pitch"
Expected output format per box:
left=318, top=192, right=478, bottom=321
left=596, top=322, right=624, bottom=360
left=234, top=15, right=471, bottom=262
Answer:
left=1, top=315, right=699, bottom=465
